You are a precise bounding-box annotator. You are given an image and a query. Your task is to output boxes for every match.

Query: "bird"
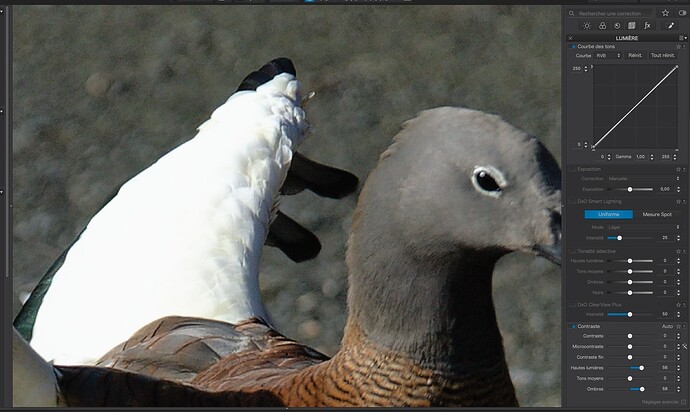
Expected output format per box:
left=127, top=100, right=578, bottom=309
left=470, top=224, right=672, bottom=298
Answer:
left=14, top=57, right=357, bottom=366
left=14, top=106, right=561, bottom=407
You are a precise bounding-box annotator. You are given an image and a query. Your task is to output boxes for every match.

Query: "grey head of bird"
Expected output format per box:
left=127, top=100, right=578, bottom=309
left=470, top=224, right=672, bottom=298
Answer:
left=345, top=106, right=561, bottom=373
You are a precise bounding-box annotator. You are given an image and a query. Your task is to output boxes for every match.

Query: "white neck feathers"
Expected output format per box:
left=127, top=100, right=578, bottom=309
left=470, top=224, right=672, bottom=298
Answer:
left=30, top=73, right=307, bottom=365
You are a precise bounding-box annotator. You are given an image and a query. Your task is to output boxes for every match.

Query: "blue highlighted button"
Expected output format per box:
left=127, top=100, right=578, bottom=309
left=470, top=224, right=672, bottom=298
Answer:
left=584, top=210, right=633, bottom=219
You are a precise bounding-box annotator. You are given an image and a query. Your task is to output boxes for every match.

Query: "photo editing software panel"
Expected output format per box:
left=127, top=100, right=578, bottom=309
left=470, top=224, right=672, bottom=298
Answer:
left=0, top=1, right=688, bottom=410
left=564, top=3, right=689, bottom=409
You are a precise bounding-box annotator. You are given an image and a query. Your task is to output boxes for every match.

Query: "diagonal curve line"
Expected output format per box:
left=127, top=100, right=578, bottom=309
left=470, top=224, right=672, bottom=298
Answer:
left=593, top=65, right=678, bottom=149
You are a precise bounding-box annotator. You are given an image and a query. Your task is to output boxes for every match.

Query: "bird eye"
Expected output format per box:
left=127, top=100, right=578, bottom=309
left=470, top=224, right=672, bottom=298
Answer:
left=476, top=170, right=500, bottom=191
left=471, top=166, right=506, bottom=197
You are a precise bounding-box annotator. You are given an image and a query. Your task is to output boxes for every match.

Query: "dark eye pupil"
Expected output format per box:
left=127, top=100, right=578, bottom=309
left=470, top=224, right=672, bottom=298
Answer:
left=476, top=171, right=501, bottom=192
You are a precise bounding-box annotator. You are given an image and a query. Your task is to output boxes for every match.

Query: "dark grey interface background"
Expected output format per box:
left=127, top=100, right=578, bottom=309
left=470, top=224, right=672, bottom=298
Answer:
left=563, top=4, right=689, bottom=408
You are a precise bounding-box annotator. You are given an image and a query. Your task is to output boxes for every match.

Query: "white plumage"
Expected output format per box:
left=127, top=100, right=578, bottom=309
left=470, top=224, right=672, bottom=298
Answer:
left=29, top=71, right=308, bottom=365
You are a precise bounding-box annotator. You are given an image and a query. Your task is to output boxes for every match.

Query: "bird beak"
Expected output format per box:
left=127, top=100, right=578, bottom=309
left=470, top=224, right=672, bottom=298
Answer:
left=532, top=210, right=562, bottom=266
left=533, top=243, right=561, bottom=266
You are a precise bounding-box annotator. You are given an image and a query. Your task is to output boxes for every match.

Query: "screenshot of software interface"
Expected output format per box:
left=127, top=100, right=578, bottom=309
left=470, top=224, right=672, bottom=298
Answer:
left=0, top=0, right=688, bottom=410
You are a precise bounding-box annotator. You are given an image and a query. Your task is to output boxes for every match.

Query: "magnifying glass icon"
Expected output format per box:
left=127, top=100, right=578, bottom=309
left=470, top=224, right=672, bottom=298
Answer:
left=569, top=10, right=575, bottom=17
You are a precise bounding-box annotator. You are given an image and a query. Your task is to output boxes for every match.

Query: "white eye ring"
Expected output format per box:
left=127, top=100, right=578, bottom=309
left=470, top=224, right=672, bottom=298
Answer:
left=471, top=166, right=508, bottom=198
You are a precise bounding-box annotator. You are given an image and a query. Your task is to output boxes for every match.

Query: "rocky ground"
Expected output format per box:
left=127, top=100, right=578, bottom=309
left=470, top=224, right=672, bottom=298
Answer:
left=12, top=5, right=561, bottom=406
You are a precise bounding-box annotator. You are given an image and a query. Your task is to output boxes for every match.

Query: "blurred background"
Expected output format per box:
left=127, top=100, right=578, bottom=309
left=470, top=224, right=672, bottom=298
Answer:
left=12, top=5, right=561, bottom=406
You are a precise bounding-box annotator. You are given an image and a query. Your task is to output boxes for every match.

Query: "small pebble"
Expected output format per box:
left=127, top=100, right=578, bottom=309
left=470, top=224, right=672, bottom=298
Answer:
left=321, top=278, right=341, bottom=298
left=299, top=320, right=321, bottom=340
left=85, top=73, right=111, bottom=98
left=296, top=292, right=318, bottom=313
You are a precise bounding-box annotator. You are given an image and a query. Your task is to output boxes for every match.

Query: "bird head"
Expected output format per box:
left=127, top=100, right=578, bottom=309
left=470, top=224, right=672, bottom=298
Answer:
left=363, top=106, right=561, bottom=267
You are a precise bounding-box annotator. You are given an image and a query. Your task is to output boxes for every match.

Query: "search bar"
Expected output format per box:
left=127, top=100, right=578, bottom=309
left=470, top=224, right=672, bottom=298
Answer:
left=567, top=9, right=655, bottom=18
